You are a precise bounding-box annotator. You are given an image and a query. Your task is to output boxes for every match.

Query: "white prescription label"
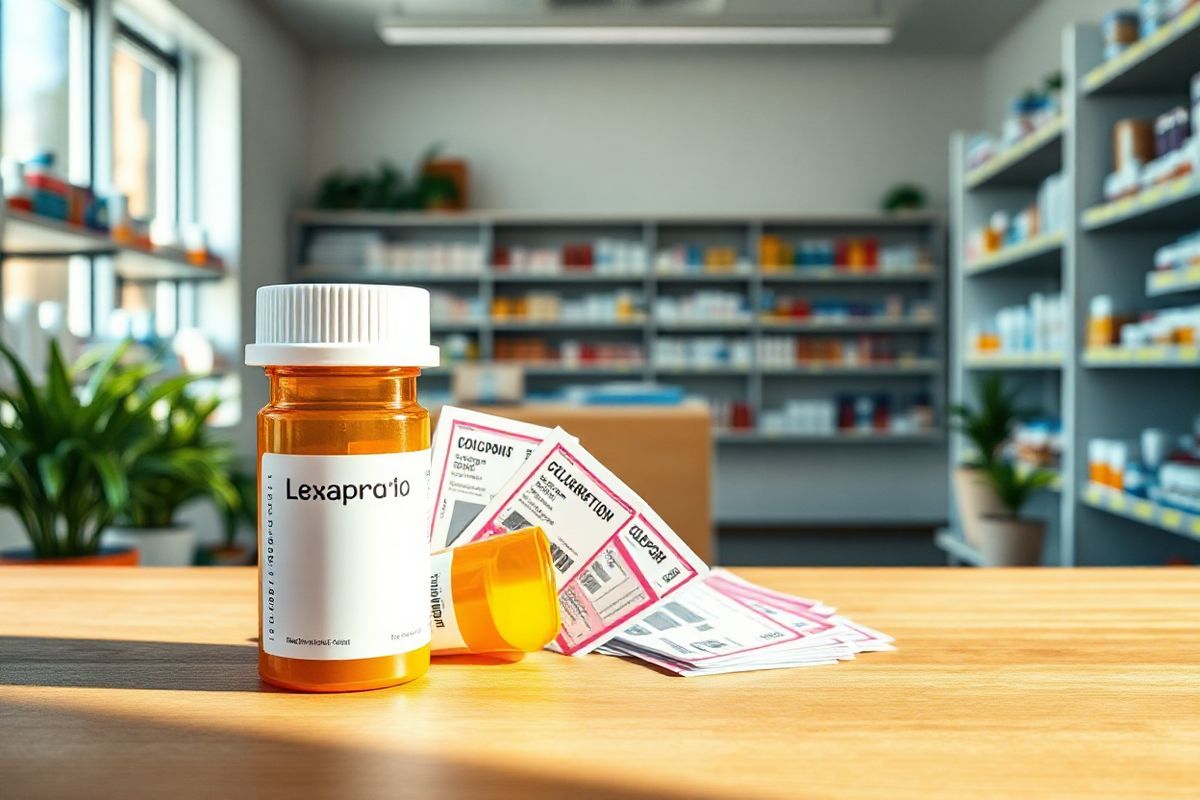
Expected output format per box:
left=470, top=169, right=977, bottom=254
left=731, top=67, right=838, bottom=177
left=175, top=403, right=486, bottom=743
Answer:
left=429, top=550, right=467, bottom=652
left=261, top=451, right=432, bottom=660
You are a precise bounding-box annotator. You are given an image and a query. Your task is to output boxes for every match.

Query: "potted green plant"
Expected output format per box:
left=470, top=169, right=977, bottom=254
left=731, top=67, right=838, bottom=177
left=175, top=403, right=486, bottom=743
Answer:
left=977, top=461, right=1057, bottom=566
left=949, top=375, right=1033, bottom=548
left=0, top=340, right=183, bottom=564
left=196, top=465, right=256, bottom=566
left=880, top=183, right=927, bottom=213
left=103, top=391, right=239, bottom=566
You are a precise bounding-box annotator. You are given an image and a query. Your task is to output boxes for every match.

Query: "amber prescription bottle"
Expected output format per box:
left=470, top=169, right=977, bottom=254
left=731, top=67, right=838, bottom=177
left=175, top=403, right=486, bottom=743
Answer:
left=430, top=527, right=561, bottom=655
left=246, top=284, right=439, bottom=692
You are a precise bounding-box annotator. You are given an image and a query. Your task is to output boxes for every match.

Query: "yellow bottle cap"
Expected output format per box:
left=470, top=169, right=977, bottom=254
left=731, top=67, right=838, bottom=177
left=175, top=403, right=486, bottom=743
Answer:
left=430, top=527, right=560, bottom=655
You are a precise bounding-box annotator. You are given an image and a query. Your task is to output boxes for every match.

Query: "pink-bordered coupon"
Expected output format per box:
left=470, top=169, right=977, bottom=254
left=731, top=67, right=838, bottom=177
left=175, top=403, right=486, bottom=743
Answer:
left=459, top=429, right=707, bottom=655
left=428, top=406, right=556, bottom=550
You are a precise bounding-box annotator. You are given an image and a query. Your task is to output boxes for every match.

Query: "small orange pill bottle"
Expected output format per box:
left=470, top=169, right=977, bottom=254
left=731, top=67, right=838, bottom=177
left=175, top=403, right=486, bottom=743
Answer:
left=430, top=527, right=561, bottom=655
left=246, top=284, right=439, bottom=692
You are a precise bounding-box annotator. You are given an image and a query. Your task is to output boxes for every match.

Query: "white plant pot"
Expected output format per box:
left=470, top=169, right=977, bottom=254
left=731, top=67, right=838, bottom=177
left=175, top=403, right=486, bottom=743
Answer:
left=977, top=515, right=1045, bottom=567
left=953, top=466, right=1006, bottom=549
left=103, top=525, right=196, bottom=567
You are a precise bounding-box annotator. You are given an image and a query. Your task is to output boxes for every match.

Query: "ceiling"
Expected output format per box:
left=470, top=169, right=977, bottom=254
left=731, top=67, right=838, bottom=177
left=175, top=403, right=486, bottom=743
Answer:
left=252, top=0, right=1041, bottom=54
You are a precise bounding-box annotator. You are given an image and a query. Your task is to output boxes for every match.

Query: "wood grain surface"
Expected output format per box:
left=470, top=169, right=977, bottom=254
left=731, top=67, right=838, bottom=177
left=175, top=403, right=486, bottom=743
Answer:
left=0, top=567, right=1197, bottom=799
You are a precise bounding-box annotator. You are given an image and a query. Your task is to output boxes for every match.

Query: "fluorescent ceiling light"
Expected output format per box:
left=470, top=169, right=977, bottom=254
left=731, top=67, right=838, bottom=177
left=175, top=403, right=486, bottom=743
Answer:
left=377, top=25, right=894, bottom=46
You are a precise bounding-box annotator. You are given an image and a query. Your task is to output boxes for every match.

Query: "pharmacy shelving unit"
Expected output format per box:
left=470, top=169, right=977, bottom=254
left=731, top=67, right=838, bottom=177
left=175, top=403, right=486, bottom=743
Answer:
left=950, top=102, right=1071, bottom=566
left=1073, top=9, right=1200, bottom=566
left=946, top=9, right=1200, bottom=566
left=0, top=208, right=227, bottom=283
left=289, top=210, right=948, bottom=527
left=0, top=206, right=241, bottom=423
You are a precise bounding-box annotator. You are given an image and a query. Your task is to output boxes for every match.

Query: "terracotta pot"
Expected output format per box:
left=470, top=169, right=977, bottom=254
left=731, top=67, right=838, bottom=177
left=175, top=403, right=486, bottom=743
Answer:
left=422, top=158, right=469, bottom=211
left=0, top=547, right=139, bottom=566
left=953, top=466, right=1005, bottom=549
left=977, top=515, right=1045, bottom=567
left=196, top=545, right=253, bottom=567
left=103, top=525, right=196, bottom=566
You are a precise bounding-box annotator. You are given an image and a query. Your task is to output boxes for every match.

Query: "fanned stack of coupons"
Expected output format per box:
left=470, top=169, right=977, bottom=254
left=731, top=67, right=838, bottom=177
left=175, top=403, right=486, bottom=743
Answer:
left=428, top=406, right=894, bottom=674
left=595, top=570, right=893, bottom=676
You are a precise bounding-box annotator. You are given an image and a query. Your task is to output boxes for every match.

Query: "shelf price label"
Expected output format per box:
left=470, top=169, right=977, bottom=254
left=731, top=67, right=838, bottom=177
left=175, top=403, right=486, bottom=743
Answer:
left=1134, top=501, right=1154, bottom=520
left=1149, top=273, right=1174, bottom=290
left=1110, top=495, right=1127, bottom=512
left=1191, top=519, right=1200, bottom=537
left=1137, top=347, right=1165, bottom=362
left=1161, top=510, right=1183, bottom=530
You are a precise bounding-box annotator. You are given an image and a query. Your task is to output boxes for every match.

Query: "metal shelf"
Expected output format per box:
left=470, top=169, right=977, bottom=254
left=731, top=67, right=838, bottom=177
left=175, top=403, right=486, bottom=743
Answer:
left=963, top=352, right=1064, bottom=370
left=1082, top=483, right=1200, bottom=543
left=1, top=210, right=115, bottom=257
left=717, top=430, right=942, bottom=445
left=950, top=22, right=1200, bottom=568
left=493, top=272, right=646, bottom=283
left=964, top=115, right=1065, bottom=189
left=1146, top=266, right=1200, bottom=297
left=761, top=361, right=939, bottom=376
left=759, top=269, right=936, bottom=284
left=934, top=529, right=984, bottom=566
left=431, top=320, right=485, bottom=331
left=514, top=363, right=645, bottom=376
left=292, top=208, right=948, bottom=464
left=653, top=365, right=752, bottom=376
left=963, top=232, right=1064, bottom=276
left=1, top=209, right=226, bottom=282
left=294, top=266, right=484, bottom=284
left=755, top=211, right=941, bottom=228
left=758, top=318, right=936, bottom=333
left=654, top=272, right=753, bottom=283
left=1081, top=177, right=1200, bottom=232
left=491, top=319, right=646, bottom=331
left=294, top=208, right=942, bottom=228
left=1081, top=4, right=1200, bottom=95
left=1082, top=345, right=1200, bottom=368
left=655, top=319, right=754, bottom=331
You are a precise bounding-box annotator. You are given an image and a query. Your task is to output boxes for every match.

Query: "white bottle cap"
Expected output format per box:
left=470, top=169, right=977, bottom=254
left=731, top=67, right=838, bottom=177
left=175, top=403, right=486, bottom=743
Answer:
left=245, top=284, right=440, bottom=367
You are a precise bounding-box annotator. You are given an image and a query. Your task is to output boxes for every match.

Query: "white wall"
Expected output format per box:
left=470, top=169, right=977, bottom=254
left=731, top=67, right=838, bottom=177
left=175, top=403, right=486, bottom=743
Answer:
left=309, top=48, right=984, bottom=213
left=305, top=46, right=980, bottom=527
left=161, top=0, right=309, bottom=549
left=168, top=0, right=308, bottom=431
left=981, top=0, right=1126, bottom=132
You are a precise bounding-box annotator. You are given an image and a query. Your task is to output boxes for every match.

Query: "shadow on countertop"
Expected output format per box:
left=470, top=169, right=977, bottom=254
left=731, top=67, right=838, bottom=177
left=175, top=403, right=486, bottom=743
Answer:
left=0, top=636, right=267, bottom=692
left=0, top=636, right=535, bottom=692
left=0, top=693, right=718, bottom=800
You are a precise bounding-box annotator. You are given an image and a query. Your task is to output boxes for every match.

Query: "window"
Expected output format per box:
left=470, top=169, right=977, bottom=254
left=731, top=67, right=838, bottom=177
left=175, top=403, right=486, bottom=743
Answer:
left=1, top=0, right=88, bottom=181
left=112, top=24, right=178, bottom=226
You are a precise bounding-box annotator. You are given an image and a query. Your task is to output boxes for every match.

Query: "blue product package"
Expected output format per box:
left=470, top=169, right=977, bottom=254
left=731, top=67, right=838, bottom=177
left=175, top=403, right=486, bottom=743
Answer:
left=31, top=190, right=68, bottom=221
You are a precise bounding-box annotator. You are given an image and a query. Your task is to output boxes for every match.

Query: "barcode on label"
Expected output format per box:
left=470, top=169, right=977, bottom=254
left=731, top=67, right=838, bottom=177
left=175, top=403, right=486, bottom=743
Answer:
left=581, top=572, right=602, bottom=595
left=665, top=601, right=705, bottom=624
left=549, top=541, right=575, bottom=573
left=625, top=625, right=651, bottom=636
left=500, top=509, right=534, bottom=532
left=645, top=610, right=679, bottom=631
left=695, top=639, right=727, bottom=649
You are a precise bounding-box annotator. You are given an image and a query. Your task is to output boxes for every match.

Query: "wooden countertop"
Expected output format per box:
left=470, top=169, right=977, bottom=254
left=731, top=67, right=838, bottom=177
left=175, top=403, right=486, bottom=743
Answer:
left=1, top=567, right=1196, bottom=799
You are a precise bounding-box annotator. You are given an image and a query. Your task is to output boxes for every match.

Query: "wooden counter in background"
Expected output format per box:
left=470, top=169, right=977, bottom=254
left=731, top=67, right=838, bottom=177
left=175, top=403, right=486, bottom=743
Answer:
left=433, top=403, right=714, bottom=562
left=1, top=567, right=1198, bottom=799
